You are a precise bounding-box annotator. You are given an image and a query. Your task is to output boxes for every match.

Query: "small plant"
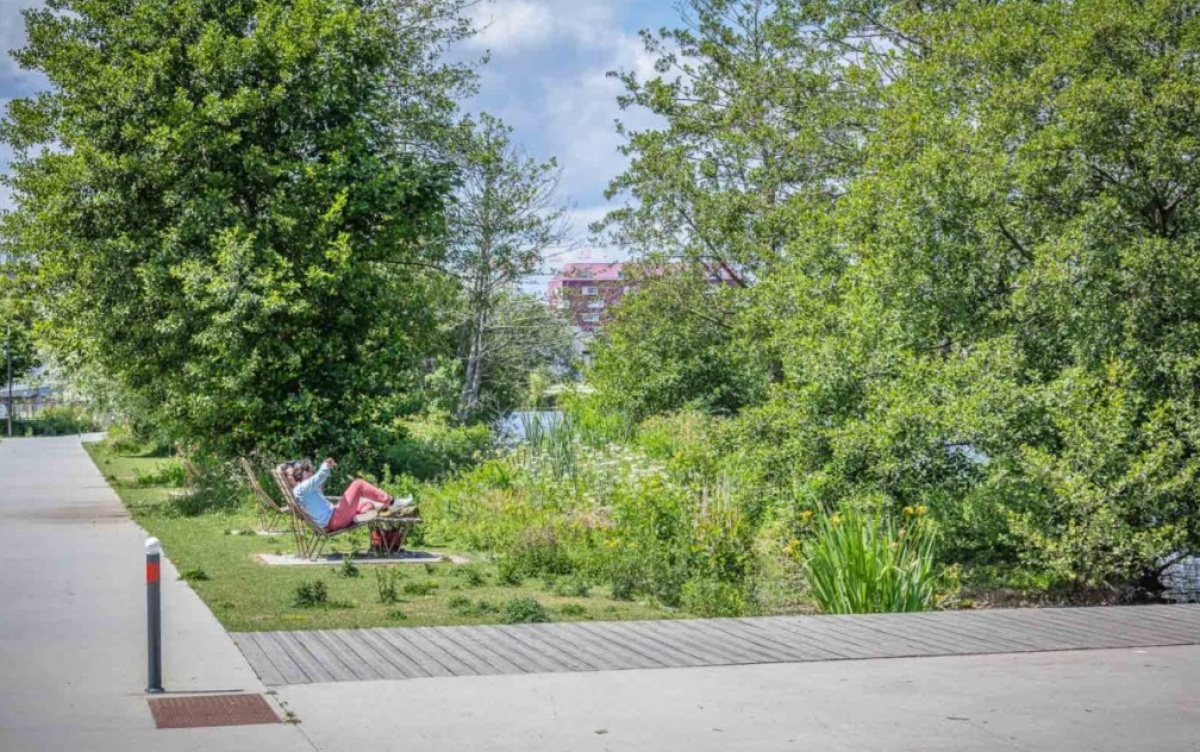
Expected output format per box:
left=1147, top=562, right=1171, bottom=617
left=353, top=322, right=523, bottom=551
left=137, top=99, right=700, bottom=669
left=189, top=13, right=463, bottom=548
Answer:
left=461, top=566, right=486, bottom=587
left=552, top=576, right=590, bottom=598
left=402, top=579, right=439, bottom=596
left=448, top=596, right=500, bottom=616
left=681, top=579, right=744, bottom=617
left=496, top=558, right=524, bottom=586
left=337, top=557, right=360, bottom=578
left=293, top=580, right=328, bottom=608
left=386, top=608, right=408, bottom=620
left=423, top=562, right=437, bottom=575
left=558, top=603, right=587, bottom=617
left=375, top=568, right=402, bottom=605
left=448, top=595, right=472, bottom=610
left=802, top=507, right=938, bottom=614
left=503, top=596, right=550, bottom=624
left=178, top=568, right=210, bottom=582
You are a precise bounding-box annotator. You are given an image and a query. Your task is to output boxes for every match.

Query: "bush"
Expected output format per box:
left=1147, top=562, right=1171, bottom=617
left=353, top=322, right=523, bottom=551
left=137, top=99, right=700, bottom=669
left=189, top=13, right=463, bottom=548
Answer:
left=375, top=569, right=401, bottom=604
left=293, top=580, right=328, bottom=608
left=503, top=597, right=550, bottom=624
left=402, top=580, right=439, bottom=596
left=802, top=506, right=938, bottom=614
left=503, top=525, right=573, bottom=579
left=14, top=405, right=101, bottom=436
left=681, top=579, right=745, bottom=617
left=383, top=416, right=493, bottom=480
left=558, top=603, right=587, bottom=617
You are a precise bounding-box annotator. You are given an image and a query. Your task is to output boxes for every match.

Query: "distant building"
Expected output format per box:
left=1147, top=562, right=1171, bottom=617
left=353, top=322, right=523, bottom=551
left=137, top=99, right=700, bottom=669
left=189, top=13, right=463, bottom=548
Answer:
left=547, top=262, right=633, bottom=334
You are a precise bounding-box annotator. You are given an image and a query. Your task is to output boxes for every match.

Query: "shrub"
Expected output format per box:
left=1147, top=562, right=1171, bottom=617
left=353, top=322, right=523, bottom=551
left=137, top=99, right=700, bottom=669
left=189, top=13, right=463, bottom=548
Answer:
left=681, top=579, right=744, bottom=617
left=503, top=597, right=550, bottom=624
left=337, top=558, right=360, bottom=578
left=502, top=525, right=573, bottom=579
left=375, top=569, right=401, bottom=604
left=293, top=580, right=328, bottom=608
left=132, top=463, right=188, bottom=487
left=551, top=576, right=591, bottom=598
left=383, top=416, right=493, bottom=480
left=178, top=568, right=210, bottom=583
left=802, top=507, right=938, bottom=614
left=402, top=580, right=439, bottom=596
left=496, top=559, right=524, bottom=586
left=558, top=603, right=587, bottom=617
left=454, top=565, right=486, bottom=587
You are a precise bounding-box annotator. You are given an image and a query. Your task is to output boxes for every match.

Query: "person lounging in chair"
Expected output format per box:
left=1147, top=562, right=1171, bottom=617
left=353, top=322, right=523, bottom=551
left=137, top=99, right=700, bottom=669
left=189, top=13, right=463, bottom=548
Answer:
left=285, top=458, right=415, bottom=532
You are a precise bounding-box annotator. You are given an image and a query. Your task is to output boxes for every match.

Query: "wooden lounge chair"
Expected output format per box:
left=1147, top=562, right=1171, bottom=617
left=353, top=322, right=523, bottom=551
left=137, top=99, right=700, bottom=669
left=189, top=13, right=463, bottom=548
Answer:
left=268, top=464, right=375, bottom=560
left=238, top=457, right=289, bottom=533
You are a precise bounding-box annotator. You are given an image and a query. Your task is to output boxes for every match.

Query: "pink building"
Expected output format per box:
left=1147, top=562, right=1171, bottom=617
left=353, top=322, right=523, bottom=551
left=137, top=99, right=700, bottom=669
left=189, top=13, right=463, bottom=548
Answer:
left=547, top=262, right=635, bottom=333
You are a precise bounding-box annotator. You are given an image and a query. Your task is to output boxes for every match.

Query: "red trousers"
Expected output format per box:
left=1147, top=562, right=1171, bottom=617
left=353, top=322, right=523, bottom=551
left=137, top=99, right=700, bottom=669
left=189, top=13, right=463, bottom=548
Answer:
left=327, top=479, right=390, bottom=531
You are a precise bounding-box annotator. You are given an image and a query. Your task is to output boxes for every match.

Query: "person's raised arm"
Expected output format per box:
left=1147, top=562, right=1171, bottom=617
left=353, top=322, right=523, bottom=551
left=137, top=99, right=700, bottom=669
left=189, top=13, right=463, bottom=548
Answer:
left=293, top=460, right=333, bottom=495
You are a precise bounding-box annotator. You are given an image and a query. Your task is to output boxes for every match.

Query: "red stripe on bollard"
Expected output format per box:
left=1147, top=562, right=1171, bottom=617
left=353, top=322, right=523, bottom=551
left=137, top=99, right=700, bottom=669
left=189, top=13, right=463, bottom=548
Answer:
left=146, top=560, right=160, bottom=582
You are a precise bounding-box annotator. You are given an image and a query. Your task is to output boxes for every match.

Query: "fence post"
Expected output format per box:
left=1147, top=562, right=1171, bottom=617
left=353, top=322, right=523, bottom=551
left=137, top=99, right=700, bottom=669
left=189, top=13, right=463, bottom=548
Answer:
left=145, top=537, right=164, bottom=694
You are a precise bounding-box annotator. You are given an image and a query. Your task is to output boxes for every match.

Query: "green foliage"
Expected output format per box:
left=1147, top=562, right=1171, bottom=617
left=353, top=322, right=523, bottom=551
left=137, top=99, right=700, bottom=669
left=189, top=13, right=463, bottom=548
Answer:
left=375, top=568, right=401, bottom=604
left=293, top=580, right=329, bottom=608
left=558, top=603, right=587, bottom=617
left=589, top=268, right=767, bottom=421
left=681, top=579, right=745, bottom=618
left=178, top=568, right=210, bottom=583
left=337, top=558, right=361, bottom=579
left=2, top=0, right=464, bottom=458
left=15, top=405, right=101, bottom=437
left=402, top=579, right=439, bottom=596
left=502, top=596, right=550, bottom=624
left=383, top=416, right=493, bottom=480
left=802, top=507, right=939, bottom=615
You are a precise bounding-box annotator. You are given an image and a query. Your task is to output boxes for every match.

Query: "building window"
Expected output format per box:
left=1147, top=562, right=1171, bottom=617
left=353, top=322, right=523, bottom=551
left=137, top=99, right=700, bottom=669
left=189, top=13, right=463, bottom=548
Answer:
left=587, top=301, right=604, bottom=309
left=582, top=313, right=601, bottom=323
left=582, top=286, right=599, bottom=296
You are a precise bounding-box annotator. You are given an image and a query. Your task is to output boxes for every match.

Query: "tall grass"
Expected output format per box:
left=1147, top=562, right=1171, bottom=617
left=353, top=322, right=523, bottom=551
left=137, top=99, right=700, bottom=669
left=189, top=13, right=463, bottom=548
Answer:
left=802, top=509, right=938, bottom=614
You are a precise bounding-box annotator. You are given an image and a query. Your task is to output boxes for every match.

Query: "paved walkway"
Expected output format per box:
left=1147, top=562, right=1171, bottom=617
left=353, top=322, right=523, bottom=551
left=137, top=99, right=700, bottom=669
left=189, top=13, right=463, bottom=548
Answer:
left=0, top=436, right=312, bottom=752
left=236, top=604, right=1200, bottom=685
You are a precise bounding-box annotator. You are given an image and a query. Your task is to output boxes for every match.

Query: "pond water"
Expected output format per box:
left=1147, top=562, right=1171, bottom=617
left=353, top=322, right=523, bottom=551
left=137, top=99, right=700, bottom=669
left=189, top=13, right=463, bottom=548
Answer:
left=493, top=410, right=564, bottom=443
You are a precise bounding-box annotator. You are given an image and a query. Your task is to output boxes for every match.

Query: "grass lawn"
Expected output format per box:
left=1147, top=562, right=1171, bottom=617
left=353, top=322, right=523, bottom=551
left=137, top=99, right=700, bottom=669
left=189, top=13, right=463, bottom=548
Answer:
left=84, top=440, right=670, bottom=632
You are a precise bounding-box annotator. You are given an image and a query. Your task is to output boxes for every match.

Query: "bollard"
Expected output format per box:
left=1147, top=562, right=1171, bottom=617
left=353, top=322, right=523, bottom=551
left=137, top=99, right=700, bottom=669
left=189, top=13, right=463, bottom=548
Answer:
left=145, top=537, right=164, bottom=694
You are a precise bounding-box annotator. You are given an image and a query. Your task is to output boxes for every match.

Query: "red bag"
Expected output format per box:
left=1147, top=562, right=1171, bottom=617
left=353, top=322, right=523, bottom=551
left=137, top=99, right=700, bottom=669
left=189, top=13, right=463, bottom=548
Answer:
left=371, top=528, right=405, bottom=554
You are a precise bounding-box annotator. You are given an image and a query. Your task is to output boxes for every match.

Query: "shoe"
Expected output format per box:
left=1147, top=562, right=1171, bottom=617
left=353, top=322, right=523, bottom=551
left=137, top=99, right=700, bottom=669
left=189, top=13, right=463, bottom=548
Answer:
left=353, top=509, right=379, bottom=524
left=389, top=495, right=416, bottom=510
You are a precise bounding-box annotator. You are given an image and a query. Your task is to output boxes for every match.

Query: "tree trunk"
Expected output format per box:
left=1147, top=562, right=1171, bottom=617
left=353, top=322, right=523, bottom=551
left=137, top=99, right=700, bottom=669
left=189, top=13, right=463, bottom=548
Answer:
left=458, top=310, right=487, bottom=420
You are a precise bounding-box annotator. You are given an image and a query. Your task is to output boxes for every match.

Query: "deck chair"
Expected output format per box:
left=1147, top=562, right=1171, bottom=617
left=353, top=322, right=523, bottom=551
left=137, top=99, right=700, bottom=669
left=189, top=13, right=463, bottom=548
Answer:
left=268, top=464, right=375, bottom=560
left=238, top=457, right=289, bottom=533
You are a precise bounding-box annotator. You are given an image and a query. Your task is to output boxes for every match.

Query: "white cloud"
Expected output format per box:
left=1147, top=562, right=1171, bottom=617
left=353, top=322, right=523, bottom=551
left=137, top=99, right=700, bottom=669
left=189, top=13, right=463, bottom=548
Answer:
left=467, top=0, right=620, bottom=54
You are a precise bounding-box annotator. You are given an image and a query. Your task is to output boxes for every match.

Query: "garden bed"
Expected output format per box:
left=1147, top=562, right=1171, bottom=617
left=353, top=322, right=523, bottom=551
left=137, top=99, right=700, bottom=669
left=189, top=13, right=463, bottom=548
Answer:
left=84, top=441, right=671, bottom=632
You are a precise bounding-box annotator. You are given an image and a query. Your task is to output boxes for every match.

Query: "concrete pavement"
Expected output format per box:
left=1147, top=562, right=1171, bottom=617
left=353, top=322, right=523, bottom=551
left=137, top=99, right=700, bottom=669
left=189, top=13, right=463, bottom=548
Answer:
left=0, top=436, right=312, bottom=752
left=279, top=645, right=1200, bottom=751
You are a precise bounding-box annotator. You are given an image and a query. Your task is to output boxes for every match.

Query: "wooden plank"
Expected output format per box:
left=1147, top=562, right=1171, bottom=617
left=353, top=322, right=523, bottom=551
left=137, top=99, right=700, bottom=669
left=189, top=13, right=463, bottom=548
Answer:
left=372, top=628, right=457, bottom=678
left=577, top=621, right=711, bottom=667
left=232, top=633, right=287, bottom=686
left=247, top=633, right=311, bottom=685
left=963, top=611, right=1089, bottom=650
left=1081, top=607, right=1198, bottom=643
left=987, top=610, right=1110, bottom=649
left=1035, top=609, right=1161, bottom=645
left=699, top=619, right=818, bottom=662
left=669, top=619, right=791, bottom=663
left=272, top=631, right=337, bottom=683
left=544, top=623, right=667, bottom=671
left=1016, top=611, right=1130, bottom=648
left=776, top=617, right=912, bottom=659
left=403, top=627, right=499, bottom=677
left=326, top=630, right=408, bottom=681
left=863, top=612, right=1013, bottom=654
left=354, top=629, right=429, bottom=679
left=633, top=618, right=753, bottom=666
left=290, top=631, right=363, bottom=682
left=469, top=625, right=572, bottom=674
left=738, top=618, right=853, bottom=660
left=429, top=626, right=528, bottom=674
left=902, top=613, right=1041, bottom=653
left=808, top=616, right=947, bottom=657
left=489, top=625, right=600, bottom=672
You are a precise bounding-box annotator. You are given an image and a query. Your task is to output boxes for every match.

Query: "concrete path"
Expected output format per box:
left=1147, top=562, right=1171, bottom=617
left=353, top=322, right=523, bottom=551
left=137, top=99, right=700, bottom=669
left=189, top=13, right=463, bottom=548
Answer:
left=277, top=644, right=1200, bottom=751
left=236, top=603, right=1200, bottom=685
left=0, top=436, right=313, bottom=752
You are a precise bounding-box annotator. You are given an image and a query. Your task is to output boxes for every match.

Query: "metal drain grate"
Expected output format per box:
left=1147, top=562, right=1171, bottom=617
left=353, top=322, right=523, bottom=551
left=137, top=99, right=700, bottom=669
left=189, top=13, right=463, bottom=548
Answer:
left=148, top=694, right=280, bottom=729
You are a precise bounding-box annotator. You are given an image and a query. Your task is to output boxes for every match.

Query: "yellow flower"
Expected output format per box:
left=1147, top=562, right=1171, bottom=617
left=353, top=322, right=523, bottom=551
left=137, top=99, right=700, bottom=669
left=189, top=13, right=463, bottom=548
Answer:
left=800, top=510, right=814, bottom=522
left=916, top=505, right=929, bottom=516
left=902, top=505, right=915, bottom=516
left=830, top=513, right=842, bottom=525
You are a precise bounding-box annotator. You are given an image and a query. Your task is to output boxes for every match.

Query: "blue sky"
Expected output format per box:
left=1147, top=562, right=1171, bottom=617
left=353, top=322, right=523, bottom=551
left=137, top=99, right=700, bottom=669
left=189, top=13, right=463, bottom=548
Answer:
left=0, top=0, right=678, bottom=270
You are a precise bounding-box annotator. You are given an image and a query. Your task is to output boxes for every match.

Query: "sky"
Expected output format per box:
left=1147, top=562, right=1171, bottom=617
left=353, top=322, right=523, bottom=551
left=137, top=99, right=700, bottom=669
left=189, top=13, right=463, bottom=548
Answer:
left=0, top=0, right=680, bottom=277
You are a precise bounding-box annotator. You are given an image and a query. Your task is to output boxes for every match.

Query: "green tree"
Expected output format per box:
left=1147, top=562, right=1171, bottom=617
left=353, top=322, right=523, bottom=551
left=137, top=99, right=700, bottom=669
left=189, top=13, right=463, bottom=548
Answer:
left=443, top=114, right=570, bottom=420
left=2, top=0, right=470, bottom=458
left=589, top=266, right=767, bottom=421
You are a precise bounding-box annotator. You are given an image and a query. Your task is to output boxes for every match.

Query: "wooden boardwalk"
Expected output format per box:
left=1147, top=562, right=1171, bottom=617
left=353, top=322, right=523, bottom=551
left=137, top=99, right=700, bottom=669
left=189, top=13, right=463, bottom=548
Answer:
left=232, top=604, right=1200, bottom=686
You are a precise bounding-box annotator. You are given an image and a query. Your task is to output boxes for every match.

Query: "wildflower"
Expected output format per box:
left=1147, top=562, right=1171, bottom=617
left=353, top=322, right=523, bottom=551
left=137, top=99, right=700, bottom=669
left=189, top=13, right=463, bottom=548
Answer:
left=800, top=510, right=814, bottom=522
left=829, top=513, right=842, bottom=525
left=902, top=505, right=915, bottom=516
left=916, top=505, right=929, bottom=516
